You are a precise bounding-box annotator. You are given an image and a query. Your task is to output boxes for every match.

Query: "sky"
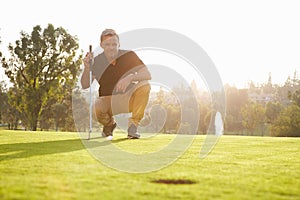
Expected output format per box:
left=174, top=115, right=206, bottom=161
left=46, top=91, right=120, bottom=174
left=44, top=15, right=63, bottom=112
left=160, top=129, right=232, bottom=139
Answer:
left=1, top=0, right=300, bottom=89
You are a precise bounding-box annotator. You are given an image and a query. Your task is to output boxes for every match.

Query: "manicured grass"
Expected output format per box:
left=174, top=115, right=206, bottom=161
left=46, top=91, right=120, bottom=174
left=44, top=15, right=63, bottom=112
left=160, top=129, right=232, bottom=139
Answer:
left=0, top=130, right=299, bottom=200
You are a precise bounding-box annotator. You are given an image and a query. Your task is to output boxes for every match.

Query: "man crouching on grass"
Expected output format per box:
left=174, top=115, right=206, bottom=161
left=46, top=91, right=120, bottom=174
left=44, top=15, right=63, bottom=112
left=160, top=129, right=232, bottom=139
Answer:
left=81, top=29, right=151, bottom=140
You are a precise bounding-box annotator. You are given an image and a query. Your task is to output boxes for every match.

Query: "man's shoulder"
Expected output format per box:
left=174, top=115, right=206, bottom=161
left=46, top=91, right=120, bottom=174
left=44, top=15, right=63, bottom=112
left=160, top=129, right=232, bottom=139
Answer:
left=118, top=49, right=138, bottom=58
left=94, top=52, right=105, bottom=60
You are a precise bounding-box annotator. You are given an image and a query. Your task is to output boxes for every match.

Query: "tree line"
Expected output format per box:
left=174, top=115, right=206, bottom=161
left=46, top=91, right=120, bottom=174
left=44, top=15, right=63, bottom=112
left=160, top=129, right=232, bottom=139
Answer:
left=149, top=74, right=300, bottom=137
left=226, top=73, right=300, bottom=136
left=0, top=24, right=299, bottom=136
left=0, top=24, right=82, bottom=131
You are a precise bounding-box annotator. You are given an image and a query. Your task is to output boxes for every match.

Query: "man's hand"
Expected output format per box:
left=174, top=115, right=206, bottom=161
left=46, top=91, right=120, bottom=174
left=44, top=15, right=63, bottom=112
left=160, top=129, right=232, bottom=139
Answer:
left=115, top=74, right=133, bottom=93
left=81, top=52, right=94, bottom=89
left=83, top=52, right=94, bottom=70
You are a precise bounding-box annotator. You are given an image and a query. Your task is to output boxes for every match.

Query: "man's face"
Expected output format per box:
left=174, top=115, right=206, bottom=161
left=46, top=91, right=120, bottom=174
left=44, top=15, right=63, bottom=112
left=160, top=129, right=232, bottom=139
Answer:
left=101, top=35, right=120, bottom=61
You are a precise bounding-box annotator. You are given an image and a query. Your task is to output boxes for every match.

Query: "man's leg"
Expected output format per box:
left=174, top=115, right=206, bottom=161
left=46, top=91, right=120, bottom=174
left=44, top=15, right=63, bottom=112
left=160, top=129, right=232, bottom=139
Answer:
left=128, top=84, right=151, bottom=138
left=94, top=96, right=116, bottom=136
left=94, top=83, right=150, bottom=138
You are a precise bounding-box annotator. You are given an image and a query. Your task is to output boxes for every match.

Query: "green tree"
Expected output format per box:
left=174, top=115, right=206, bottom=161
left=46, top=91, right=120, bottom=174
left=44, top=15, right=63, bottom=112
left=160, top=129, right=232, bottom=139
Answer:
left=154, top=87, right=165, bottom=104
left=0, top=24, right=82, bottom=131
left=204, top=109, right=216, bottom=134
left=163, top=104, right=180, bottom=133
left=288, top=89, right=300, bottom=107
left=0, top=31, right=2, bottom=57
left=150, top=104, right=166, bottom=133
left=72, top=90, right=89, bottom=132
left=198, top=102, right=212, bottom=134
left=0, top=81, right=7, bottom=124
left=270, top=104, right=300, bottom=137
left=261, top=72, right=275, bottom=94
left=224, top=85, right=248, bottom=131
left=52, top=103, right=67, bottom=131
left=4, top=87, right=22, bottom=129
left=265, top=101, right=282, bottom=123
left=59, top=90, right=77, bottom=132
left=277, top=76, right=294, bottom=106
left=241, top=101, right=265, bottom=135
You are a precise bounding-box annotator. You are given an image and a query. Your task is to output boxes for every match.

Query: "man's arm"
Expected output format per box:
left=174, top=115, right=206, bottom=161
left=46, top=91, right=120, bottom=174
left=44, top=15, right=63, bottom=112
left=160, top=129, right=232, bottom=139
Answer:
left=115, top=66, right=151, bottom=93
left=129, top=67, right=151, bottom=82
left=81, top=52, right=95, bottom=89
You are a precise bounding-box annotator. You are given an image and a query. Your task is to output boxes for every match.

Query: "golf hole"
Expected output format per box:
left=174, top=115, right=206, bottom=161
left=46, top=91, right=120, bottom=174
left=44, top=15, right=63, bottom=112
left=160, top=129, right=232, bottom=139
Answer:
left=151, top=179, right=196, bottom=185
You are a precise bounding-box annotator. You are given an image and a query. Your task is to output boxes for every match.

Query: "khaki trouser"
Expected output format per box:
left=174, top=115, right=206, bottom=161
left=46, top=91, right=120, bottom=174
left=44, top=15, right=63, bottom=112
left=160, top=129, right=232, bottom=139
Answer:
left=94, top=81, right=151, bottom=127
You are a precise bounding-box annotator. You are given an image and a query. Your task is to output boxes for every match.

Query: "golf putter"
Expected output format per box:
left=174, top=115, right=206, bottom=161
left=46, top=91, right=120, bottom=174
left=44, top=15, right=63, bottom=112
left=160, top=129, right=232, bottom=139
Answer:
left=88, top=45, right=92, bottom=140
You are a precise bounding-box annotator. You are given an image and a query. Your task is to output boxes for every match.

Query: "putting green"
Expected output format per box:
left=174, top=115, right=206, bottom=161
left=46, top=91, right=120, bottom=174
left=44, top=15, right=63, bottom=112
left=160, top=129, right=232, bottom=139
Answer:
left=0, top=130, right=299, bottom=200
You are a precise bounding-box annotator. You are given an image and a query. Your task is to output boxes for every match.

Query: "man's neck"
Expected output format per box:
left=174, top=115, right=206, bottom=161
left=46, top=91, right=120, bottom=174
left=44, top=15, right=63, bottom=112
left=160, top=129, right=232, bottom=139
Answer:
left=110, top=60, right=117, bottom=66
left=105, top=51, right=118, bottom=66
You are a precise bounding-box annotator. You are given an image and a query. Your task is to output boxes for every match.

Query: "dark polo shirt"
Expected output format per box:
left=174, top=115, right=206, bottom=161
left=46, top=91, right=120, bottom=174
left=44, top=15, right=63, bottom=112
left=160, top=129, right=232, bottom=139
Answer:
left=92, top=50, right=145, bottom=97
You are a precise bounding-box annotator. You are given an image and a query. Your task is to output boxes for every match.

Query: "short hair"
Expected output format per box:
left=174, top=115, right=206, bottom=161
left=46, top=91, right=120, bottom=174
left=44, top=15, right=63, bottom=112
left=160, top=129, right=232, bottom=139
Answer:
left=100, top=29, right=119, bottom=42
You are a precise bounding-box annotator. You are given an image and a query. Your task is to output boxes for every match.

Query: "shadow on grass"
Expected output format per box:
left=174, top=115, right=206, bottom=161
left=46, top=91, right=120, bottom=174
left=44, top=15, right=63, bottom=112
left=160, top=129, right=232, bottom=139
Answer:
left=83, top=137, right=128, bottom=143
left=151, top=179, right=197, bottom=185
left=0, top=137, right=128, bottom=161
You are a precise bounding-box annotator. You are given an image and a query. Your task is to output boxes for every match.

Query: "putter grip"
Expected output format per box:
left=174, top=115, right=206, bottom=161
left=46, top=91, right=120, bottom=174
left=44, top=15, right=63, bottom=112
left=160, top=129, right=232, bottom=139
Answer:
left=89, top=45, right=92, bottom=72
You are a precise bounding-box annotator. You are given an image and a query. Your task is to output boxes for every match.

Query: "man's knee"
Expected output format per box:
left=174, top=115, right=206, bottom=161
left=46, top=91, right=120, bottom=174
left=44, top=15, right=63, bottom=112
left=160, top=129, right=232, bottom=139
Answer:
left=94, top=97, right=111, bottom=113
left=135, top=84, right=151, bottom=97
left=94, top=100, right=101, bottom=114
left=93, top=97, right=113, bottom=126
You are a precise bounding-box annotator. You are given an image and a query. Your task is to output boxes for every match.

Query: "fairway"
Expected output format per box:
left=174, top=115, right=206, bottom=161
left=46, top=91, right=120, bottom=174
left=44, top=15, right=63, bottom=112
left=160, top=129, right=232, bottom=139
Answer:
left=0, top=130, right=299, bottom=200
